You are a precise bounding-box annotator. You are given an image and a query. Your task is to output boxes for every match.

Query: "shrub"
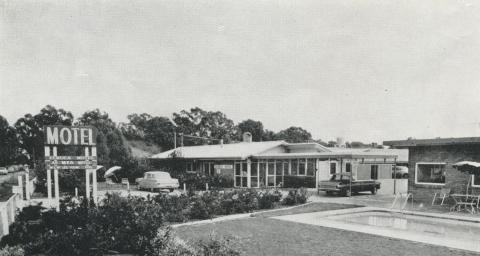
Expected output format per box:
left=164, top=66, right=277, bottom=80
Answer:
left=283, top=176, right=315, bottom=188
left=257, top=190, right=282, bottom=209
left=154, top=194, right=191, bottom=222
left=195, top=235, right=240, bottom=256
left=282, top=188, right=308, bottom=206
left=0, top=245, right=24, bottom=256
left=1, top=194, right=165, bottom=256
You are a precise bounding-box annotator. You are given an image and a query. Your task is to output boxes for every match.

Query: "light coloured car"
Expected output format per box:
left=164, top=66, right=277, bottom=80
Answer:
left=393, top=166, right=409, bottom=178
left=137, top=171, right=179, bottom=192
left=0, top=167, right=7, bottom=175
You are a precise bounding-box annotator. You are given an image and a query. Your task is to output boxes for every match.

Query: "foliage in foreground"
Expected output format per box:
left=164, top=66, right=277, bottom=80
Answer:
left=0, top=194, right=240, bottom=256
left=0, top=245, right=24, bottom=256
left=154, top=188, right=308, bottom=222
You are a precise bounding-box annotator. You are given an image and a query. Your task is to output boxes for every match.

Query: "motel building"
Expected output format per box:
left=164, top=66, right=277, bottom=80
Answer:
left=150, top=133, right=404, bottom=195
left=384, top=137, right=480, bottom=202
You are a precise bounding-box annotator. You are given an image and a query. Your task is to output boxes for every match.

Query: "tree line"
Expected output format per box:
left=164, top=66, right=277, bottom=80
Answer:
left=0, top=105, right=380, bottom=168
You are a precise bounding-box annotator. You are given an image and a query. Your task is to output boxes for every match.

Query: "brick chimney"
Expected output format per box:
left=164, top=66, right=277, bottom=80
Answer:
left=242, top=132, right=252, bottom=143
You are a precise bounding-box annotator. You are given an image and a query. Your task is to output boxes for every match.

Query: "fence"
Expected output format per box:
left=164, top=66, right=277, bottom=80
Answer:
left=377, top=179, right=408, bottom=195
left=0, top=193, right=22, bottom=238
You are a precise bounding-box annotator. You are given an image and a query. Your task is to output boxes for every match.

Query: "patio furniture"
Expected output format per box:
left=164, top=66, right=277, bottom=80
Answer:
left=106, top=178, right=115, bottom=188
left=450, top=194, right=479, bottom=214
left=121, top=178, right=130, bottom=190
left=432, top=188, right=451, bottom=206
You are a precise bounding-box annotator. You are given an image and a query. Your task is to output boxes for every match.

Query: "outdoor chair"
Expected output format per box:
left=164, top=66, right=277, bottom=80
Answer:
left=106, top=178, right=115, bottom=188
left=432, top=188, right=451, bottom=206
left=121, top=178, right=130, bottom=190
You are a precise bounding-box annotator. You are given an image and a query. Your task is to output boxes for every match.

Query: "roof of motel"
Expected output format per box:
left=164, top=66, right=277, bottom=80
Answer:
left=149, top=140, right=289, bottom=160
left=149, top=140, right=404, bottom=161
left=383, top=137, right=480, bottom=148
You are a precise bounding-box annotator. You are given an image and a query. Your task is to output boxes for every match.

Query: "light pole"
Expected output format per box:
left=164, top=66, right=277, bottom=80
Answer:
left=167, top=118, right=178, bottom=149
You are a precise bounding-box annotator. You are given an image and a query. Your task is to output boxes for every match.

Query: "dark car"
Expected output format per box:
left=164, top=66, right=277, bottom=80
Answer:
left=318, top=173, right=380, bottom=197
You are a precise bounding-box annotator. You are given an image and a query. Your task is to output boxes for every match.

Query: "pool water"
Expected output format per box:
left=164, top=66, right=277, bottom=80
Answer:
left=328, top=211, right=480, bottom=242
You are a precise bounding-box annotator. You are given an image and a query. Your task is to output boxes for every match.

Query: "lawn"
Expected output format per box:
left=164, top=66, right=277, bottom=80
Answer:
left=175, top=202, right=477, bottom=256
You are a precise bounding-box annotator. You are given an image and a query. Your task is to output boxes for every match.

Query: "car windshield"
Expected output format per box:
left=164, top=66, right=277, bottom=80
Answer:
left=330, top=174, right=350, bottom=181
left=146, top=172, right=169, bottom=179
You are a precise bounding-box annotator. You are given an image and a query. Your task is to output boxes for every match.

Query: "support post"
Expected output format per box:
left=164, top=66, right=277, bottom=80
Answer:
left=183, top=183, right=186, bottom=193
left=91, top=147, right=98, bottom=204
left=45, top=146, right=52, bottom=204
left=25, top=173, right=30, bottom=200
left=0, top=209, right=8, bottom=236
left=17, top=176, right=23, bottom=199
left=54, top=169, right=59, bottom=211
left=53, top=146, right=59, bottom=210
left=247, top=159, right=251, bottom=188
left=85, top=147, right=90, bottom=204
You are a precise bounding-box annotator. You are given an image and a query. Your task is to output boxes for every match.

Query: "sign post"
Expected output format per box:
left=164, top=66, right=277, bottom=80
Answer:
left=44, top=126, right=98, bottom=210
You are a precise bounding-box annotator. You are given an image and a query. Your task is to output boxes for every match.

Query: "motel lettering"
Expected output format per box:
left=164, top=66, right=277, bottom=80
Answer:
left=45, top=126, right=96, bottom=146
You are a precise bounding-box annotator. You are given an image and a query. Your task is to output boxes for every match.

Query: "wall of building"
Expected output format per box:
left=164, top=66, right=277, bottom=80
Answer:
left=408, top=144, right=480, bottom=202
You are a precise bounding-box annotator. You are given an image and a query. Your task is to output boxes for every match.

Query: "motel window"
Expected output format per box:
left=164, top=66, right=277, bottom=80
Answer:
left=330, top=162, right=337, bottom=175
left=299, top=159, right=306, bottom=175
left=283, top=161, right=290, bottom=176
left=235, top=163, right=241, bottom=176
left=416, top=163, right=446, bottom=185
left=186, top=163, right=193, bottom=173
left=345, top=163, right=352, bottom=173
left=291, top=159, right=298, bottom=175
left=276, top=161, right=283, bottom=186
left=251, top=162, right=258, bottom=188
left=268, top=161, right=275, bottom=175
left=371, top=165, right=378, bottom=180
left=306, top=159, right=315, bottom=176
left=472, top=175, right=480, bottom=187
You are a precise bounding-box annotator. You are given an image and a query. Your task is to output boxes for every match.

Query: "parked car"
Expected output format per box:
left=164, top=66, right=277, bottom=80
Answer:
left=393, top=166, right=409, bottom=178
left=0, top=167, right=8, bottom=175
left=318, top=173, right=381, bottom=197
left=137, top=171, right=179, bottom=192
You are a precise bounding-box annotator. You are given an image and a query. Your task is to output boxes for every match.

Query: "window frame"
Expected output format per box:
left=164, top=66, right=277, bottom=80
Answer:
left=370, top=165, right=378, bottom=180
left=415, top=162, right=446, bottom=186
left=471, top=174, right=480, bottom=188
left=329, top=162, right=337, bottom=175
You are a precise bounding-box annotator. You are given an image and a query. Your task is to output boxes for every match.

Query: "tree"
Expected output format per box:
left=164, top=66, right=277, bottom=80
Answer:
left=14, top=105, right=74, bottom=164
left=144, top=116, right=176, bottom=150
left=237, top=119, right=264, bottom=142
left=172, top=107, right=235, bottom=145
left=275, top=126, right=312, bottom=143
left=0, top=116, right=19, bottom=166
left=261, top=129, right=276, bottom=141
left=77, top=109, right=131, bottom=167
left=121, top=113, right=154, bottom=140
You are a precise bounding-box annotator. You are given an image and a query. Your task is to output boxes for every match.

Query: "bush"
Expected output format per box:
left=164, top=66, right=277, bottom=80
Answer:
left=282, top=188, right=308, bottom=206
left=154, top=194, right=191, bottom=222
left=0, top=245, right=24, bottom=256
left=1, top=194, right=165, bottom=256
left=257, top=190, right=282, bottom=209
left=283, top=176, right=315, bottom=188
left=195, top=236, right=240, bottom=256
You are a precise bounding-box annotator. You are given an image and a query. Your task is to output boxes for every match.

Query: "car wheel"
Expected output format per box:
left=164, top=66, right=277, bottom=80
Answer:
left=402, top=173, right=409, bottom=179
left=169, top=188, right=174, bottom=192
left=345, top=189, right=352, bottom=197
left=371, top=187, right=377, bottom=195
left=326, top=191, right=333, bottom=196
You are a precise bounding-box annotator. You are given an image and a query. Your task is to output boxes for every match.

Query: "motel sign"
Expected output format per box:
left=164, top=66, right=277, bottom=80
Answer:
left=44, top=125, right=99, bottom=209
left=45, top=126, right=96, bottom=146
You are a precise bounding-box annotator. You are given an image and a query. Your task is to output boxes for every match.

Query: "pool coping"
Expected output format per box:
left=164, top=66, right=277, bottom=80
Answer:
left=272, top=206, right=480, bottom=253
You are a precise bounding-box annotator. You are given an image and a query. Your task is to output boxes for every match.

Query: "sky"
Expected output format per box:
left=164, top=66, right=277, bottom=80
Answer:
left=2, top=0, right=480, bottom=144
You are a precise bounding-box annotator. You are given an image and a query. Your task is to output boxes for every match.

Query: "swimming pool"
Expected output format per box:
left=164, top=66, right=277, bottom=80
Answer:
left=272, top=207, right=480, bottom=253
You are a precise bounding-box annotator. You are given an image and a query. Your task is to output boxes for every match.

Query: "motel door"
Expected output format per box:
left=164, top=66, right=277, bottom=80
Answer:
left=317, top=160, right=331, bottom=182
